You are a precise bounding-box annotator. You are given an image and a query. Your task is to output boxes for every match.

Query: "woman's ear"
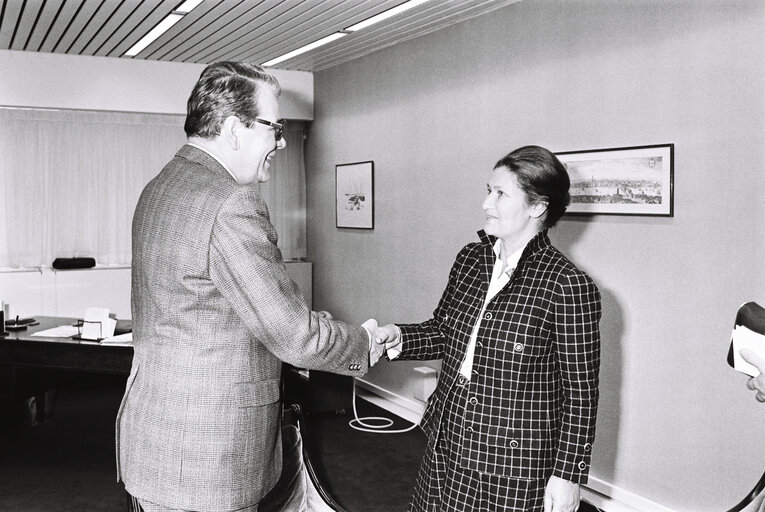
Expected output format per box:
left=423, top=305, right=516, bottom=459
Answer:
left=530, top=201, right=548, bottom=219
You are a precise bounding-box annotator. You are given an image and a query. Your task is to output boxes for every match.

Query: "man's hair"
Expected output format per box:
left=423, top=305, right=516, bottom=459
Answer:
left=184, top=61, right=281, bottom=139
left=493, top=145, right=571, bottom=228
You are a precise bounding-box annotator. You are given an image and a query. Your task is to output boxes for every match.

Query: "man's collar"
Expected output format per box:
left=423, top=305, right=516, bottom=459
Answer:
left=184, top=142, right=238, bottom=181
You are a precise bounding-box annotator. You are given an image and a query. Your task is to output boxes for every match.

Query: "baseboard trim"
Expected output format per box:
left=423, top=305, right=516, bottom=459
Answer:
left=582, top=477, right=677, bottom=512
left=355, top=380, right=677, bottom=512
left=355, top=378, right=424, bottom=424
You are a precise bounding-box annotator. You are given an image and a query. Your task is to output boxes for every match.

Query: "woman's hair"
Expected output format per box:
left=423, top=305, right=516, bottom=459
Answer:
left=493, top=145, right=571, bottom=228
left=184, top=61, right=281, bottom=139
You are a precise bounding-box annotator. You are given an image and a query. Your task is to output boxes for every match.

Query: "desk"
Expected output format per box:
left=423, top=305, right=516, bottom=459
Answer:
left=0, top=316, right=133, bottom=375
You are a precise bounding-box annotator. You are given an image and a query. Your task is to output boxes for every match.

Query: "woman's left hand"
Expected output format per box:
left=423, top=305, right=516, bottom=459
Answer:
left=544, top=475, right=580, bottom=512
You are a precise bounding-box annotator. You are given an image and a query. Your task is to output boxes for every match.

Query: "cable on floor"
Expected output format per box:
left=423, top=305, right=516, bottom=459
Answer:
left=348, top=379, right=419, bottom=433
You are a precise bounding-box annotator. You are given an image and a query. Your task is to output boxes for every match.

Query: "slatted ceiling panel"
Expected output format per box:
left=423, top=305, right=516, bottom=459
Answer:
left=232, top=0, right=404, bottom=65
left=190, top=0, right=352, bottom=64
left=150, top=0, right=257, bottom=62
left=8, top=0, right=41, bottom=50
left=67, top=1, right=120, bottom=54
left=82, top=0, right=140, bottom=56
left=48, top=1, right=95, bottom=53
left=165, top=0, right=298, bottom=63
left=36, top=1, right=80, bottom=53
left=215, top=1, right=355, bottom=64
left=105, top=0, right=180, bottom=57
left=0, top=1, right=22, bottom=48
left=22, top=0, right=62, bottom=51
left=0, top=0, right=521, bottom=71
left=272, top=0, right=517, bottom=71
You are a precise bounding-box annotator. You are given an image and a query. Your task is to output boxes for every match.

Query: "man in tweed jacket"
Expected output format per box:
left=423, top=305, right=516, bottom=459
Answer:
left=116, top=62, right=379, bottom=512
left=378, top=146, right=601, bottom=511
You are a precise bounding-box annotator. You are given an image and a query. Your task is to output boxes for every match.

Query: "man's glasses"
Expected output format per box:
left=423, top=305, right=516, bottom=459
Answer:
left=254, top=117, right=286, bottom=142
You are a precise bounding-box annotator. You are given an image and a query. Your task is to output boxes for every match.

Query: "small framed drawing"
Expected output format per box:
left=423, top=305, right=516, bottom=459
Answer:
left=557, top=144, right=674, bottom=217
left=336, top=161, right=374, bottom=229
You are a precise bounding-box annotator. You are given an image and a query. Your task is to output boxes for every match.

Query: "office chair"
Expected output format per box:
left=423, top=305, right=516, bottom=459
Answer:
left=125, top=403, right=345, bottom=512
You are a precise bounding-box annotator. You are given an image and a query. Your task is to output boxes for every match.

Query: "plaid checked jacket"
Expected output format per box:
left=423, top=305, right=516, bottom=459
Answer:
left=397, top=229, right=601, bottom=483
left=115, top=145, right=370, bottom=511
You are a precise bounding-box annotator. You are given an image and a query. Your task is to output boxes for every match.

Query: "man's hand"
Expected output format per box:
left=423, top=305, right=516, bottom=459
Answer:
left=362, top=319, right=384, bottom=367
left=544, top=475, right=579, bottom=512
left=741, top=349, right=765, bottom=402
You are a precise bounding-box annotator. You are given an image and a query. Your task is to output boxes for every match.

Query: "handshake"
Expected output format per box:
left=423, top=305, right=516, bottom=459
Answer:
left=362, top=318, right=402, bottom=367
left=315, top=311, right=400, bottom=368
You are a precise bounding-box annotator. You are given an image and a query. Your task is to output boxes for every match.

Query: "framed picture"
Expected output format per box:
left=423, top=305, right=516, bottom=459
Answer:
left=336, top=161, right=374, bottom=229
left=557, top=144, right=674, bottom=216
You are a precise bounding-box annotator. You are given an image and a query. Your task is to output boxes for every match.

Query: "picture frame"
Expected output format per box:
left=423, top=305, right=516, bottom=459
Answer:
left=336, top=161, right=374, bottom=229
left=556, top=144, right=674, bottom=217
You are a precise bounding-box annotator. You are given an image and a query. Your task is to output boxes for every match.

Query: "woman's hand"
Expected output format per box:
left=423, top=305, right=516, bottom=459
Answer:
left=544, top=475, right=579, bottom=512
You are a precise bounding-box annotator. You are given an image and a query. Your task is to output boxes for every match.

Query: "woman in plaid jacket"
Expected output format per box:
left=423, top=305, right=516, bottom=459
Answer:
left=377, top=146, right=601, bottom=511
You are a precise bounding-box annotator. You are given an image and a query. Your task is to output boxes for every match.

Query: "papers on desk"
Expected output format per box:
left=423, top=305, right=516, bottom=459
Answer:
left=30, top=323, right=133, bottom=346
left=32, top=325, right=80, bottom=338
left=100, top=332, right=133, bottom=347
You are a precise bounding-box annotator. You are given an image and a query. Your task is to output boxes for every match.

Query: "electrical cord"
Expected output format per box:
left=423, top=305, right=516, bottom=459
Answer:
left=347, top=378, right=419, bottom=434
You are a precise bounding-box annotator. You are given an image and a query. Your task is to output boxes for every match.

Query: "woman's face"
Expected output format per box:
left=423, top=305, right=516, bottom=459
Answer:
left=482, top=167, right=545, bottom=245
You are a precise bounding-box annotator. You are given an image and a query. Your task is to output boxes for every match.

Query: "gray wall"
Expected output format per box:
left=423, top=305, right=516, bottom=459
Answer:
left=305, top=0, right=765, bottom=510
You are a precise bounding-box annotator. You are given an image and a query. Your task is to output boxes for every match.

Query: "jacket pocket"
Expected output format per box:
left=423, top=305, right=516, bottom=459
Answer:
left=233, top=379, right=280, bottom=408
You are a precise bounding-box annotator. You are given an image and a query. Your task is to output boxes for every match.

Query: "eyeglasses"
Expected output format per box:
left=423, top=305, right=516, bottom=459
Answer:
left=253, top=117, right=286, bottom=142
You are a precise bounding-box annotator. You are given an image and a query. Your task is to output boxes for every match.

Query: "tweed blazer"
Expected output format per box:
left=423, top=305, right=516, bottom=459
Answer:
left=116, top=145, right=370, bottom=511
left=397, top=229, right=601, bottom=483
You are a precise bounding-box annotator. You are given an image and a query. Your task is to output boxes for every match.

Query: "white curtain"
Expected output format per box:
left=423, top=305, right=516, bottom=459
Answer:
left=258, top=122, right=307, bottom=261
left=0, top=107, right=307, bottom=268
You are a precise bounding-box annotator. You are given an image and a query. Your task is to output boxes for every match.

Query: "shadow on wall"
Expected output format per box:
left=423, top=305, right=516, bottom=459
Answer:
left=551, top=216, right=624, bottom=483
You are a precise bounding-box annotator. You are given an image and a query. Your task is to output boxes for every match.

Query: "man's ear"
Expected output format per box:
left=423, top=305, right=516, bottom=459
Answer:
left=222, top=116, right=241, bottom=150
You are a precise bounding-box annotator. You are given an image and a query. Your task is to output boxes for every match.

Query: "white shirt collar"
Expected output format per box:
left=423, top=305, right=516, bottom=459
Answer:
left=493, top=239, right=523, bottom=274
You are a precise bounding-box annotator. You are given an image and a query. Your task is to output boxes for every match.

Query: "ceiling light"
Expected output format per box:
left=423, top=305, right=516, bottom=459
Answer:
left=124, top=0, right=204, bottom=57
left=175, top=0, right=204, bottom=14
left=345, top=0, right=431, bottom=32
left=262, top=32, right=347, bottom=67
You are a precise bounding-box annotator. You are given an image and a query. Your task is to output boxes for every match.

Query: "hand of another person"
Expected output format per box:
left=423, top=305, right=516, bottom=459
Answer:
left=361, top=318, right=384, bottom=367
left=316, top=310, right=334, bottom=320
left=377, top=323, right=401, bottom=351
left=740, top=349, right=765, bottom=402
left=544, top=475, right=579, bottom=512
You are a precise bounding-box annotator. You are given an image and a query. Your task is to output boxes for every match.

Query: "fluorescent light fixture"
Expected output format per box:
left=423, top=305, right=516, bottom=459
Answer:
left=345, top=0, right=431, bottom=32
left=262, top=32, right=347, bottom=67
left=125, top=13, right=182, bottom=56
left=175, top=0, right=204, bottom=14
left=124, top=0, right=204, bottom=57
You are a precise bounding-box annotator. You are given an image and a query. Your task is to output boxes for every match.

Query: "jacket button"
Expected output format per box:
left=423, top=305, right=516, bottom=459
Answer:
left=509, top=439, right=519, bottom=448
left=584, top=443, right=592, bottom=452
left=469, top=397, right=478, bottom=405
left=457, top=375, right=468, bottom=386
left=578, top=461, right=587, bottom=470
left=465, top=426, right=474, bottom=434
left=514, top=342, right=524, bottom=352
left=484, top=312, right=493, bottom=320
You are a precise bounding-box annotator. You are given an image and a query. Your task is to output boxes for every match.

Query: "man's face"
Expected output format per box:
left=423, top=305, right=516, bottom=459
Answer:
left=235, top=88, right=286, bottom=184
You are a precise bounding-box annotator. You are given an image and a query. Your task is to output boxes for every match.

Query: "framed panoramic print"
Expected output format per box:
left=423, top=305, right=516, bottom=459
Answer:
left=557, top=144, right=674, bottom=216
left=336, top=161, right=374, bottom=229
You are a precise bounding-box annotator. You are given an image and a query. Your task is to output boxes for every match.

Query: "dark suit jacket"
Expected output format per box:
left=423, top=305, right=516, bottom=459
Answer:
left=116, top=144, right=369, bottom=511
left=397, top=230, right=601, bottom=483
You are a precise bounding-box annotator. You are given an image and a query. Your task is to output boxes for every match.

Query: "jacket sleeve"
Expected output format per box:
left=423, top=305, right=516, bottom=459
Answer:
left=209, top=188, right=370, bottom=376
left=551, top=270, right=602, bottom=483
left=396, top=244, right=473, bottom=361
